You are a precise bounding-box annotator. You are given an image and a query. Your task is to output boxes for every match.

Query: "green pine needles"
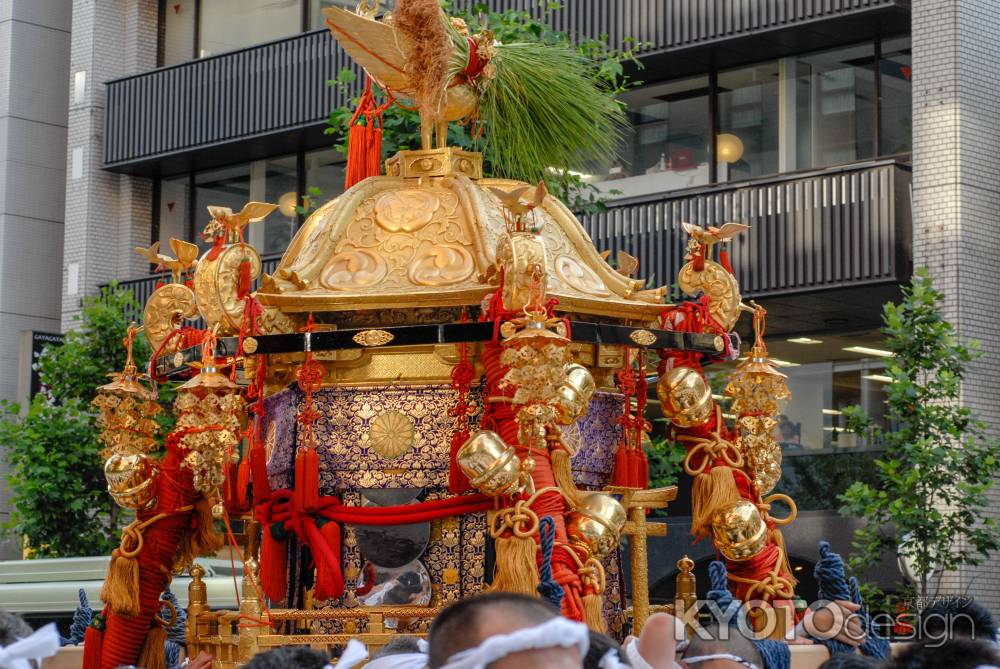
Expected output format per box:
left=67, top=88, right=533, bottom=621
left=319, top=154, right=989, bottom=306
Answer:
left=476, top=41, right=627, bottom=185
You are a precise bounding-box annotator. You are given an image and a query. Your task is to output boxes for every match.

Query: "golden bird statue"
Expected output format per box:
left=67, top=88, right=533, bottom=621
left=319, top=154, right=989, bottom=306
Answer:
left=321, top=0, right=626, bottom=184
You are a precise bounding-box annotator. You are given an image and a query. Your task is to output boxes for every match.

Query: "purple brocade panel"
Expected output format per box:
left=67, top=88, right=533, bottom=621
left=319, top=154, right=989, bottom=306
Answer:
left=263, top=384, right=625, bottom=493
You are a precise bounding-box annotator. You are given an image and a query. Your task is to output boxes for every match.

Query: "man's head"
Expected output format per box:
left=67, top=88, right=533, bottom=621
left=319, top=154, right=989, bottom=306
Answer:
left=243, top=646, right=329, bottom=669
left=886, top=638, right=1000, bottom=669
left=919, top=598, right=996, bottom=644
left=681, top=624, right=763, bottom=669
left=427, top=593, right=580, bottom=669
left=817, top=654, right=880, bottom=669
left=0, top=609, right=32, bottom=646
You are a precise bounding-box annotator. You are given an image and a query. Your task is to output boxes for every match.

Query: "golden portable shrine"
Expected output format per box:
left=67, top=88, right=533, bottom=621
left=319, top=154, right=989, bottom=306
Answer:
left=84, top=2, right=800, bottom=667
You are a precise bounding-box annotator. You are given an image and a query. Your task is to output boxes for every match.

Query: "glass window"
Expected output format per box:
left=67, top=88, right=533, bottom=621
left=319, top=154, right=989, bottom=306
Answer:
left=263, top=155, right=299, bottom=255
left=198, top=0, right=301, bottom=57
left=194, top=163, right=253, bottom=251
left=880, top=36, right=912, bottom=156
left=305, top=147, right=347, bottom=204
left=157, top=176, right=192, bottom=253
left=161, top=0, right=196, bottom=66
left=309, top=0, right=365, bottom=29
left=793, top=44, right=876, bottom=170
left=594, top=76, right=711, bottom=198
left=717, top=63, right=780, bottom=181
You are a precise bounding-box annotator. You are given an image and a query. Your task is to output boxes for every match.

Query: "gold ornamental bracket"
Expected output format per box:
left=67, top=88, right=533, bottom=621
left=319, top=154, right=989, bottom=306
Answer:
left=606, top=485, right=678, bottom=634
left=385, top=147, right=484, bottom=180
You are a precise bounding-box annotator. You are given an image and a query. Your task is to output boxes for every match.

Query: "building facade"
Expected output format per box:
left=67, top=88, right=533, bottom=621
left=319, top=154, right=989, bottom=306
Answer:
left=0, top=0, right=992, bottom=603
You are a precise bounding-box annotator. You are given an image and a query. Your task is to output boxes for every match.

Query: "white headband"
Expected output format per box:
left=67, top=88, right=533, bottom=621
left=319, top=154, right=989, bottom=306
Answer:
left=364, top=653, right=428, bottom=669
left=683, top=653, right=760, bottom=669
left=330, top=639, right=369, bottom=669
left=0, top=624, right=60, bottom=669
left=440, top=617, right=590, bottom=669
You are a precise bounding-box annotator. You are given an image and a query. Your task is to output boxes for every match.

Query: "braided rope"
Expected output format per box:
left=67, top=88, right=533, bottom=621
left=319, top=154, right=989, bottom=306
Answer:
left=536, top=516, right=565, bottom=610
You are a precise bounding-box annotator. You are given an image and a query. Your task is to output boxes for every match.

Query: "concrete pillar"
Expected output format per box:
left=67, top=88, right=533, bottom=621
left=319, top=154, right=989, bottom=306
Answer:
left=61, top=0, right=157, bottom=330
left=911, top=0, right=1000, bottom=610
left=0, top=0, right=71, bottom=558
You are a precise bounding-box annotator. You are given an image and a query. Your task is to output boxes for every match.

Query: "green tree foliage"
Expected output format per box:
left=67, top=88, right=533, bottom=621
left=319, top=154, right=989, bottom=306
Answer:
left=839, top=269, right=1000, bottom=599
left=323, top=1, right=640, bottom=214
left=0, top=284, right=148, bottom=557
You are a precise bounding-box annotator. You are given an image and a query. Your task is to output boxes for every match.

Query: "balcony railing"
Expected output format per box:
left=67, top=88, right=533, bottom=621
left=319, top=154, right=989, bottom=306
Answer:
left=581, top=159, right=911, bottom=297
left=109, top=159, right=911, bottom=311
left=104, top=0, right=908, bottom=173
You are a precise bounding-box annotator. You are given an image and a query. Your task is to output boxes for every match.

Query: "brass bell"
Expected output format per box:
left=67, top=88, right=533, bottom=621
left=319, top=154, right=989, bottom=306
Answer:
left=457, top=430, right=524, bottom=497
left=711, top=499, right=768, bottom=561
left=554, top=364, right=597, bottom=426
left=567, top=492, right=626, bottom=559
left=656, top=366, right=713, bottom=428
left=104, top=453, right=158, bottom=510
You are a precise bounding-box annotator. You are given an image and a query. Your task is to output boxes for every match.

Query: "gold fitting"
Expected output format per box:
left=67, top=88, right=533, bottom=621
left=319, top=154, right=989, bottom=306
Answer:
left=384, top=147, right=484, bottom=180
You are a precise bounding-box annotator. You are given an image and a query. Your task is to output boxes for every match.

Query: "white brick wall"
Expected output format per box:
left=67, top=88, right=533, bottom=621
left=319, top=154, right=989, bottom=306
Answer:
left=912, top=0, right=1000, bottom=611
left=61, top=0, right=156, bottom=329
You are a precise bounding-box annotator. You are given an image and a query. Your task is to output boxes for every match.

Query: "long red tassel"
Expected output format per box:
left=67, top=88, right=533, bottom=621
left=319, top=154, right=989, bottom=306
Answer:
left=448, top=430, right=470, bottom=494
left=260, top=532, right=288, bottom=602
left=344, top=78, right=386, bottom=190
left=611, top=445, right=630, bottom=486
left=302, top=447, right=321, bottom=511
left=237, top=259, right=252, bottom=299
left=235, top=458, right=252, bottom=510
left=82, top=614, right=105, bottom=669
left=313, top=520, right=345, bottom=601
left=250, top=442, right=271, bottom=507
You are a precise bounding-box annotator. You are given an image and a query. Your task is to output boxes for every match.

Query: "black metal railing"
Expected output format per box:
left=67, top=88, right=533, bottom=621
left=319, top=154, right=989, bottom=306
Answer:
left=581, top=159, right=911, bottom=297
left=106, top=159, right=910, bottom=307
left=104, top=0, right=906, bottom=171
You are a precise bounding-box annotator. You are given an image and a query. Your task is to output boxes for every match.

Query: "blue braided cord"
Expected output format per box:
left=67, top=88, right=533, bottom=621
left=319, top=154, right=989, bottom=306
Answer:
left=536, top=515, right=565, bottom=610
left=68, top=588, right=92, bottom=645
left=753, top=639, right=791, bottom=669
left=163, top=588, right=188, bottom=646
left=811, top=541, right=889, bottom=659
left=165, top=640, right=182, bottom=669
left=706, top=561, right=743, bottom=624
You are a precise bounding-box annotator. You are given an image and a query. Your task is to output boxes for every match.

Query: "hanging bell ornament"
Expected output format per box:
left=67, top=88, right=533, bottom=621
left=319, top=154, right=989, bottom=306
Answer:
left=554, top=363, right=596, bottom=425
left=174, top=334, right=245, bottom=500
left=93, top=326, right=161, bottom=458
left=457, top=430, right=535, bottom=497
left=656, top=365, right=714, bottom=428
left=567, top=492, right=627, bottom=560
left=711, top=499, right=768, bottom=562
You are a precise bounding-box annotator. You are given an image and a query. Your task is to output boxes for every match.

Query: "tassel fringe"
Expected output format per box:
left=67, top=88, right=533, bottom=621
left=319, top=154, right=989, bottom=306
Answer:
left=691, top=466, right=742, bottom=538
left=101, top=548, right=140, bottom=617
left=583, top=592, right=606, bottom=633
left=491, top=535, right=540, bottom=596
left=551, top=448, right=582, bottom=510
left=191, top=496, right=224, bottom=557
left=138, top=624, right=168, bottom=669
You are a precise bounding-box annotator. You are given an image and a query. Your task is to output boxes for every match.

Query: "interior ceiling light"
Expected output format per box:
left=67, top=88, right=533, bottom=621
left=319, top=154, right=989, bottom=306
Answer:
left=862, top=374, right=894, bottom=383
left=770, top=358, right=800, bottom=368
left=843, top=345, right=894, bottom=357
left=821, top=409, right=842, bottom=416
left=787, top=337, right=822, bottom=345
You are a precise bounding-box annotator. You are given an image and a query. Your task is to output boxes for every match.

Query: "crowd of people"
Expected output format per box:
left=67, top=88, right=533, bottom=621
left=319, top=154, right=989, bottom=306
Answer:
left=1, top=593, right=998, bottom=669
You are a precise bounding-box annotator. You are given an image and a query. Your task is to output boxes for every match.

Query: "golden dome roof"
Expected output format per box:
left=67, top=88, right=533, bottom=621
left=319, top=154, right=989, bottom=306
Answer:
left=257, top=149, right=665, bottom=321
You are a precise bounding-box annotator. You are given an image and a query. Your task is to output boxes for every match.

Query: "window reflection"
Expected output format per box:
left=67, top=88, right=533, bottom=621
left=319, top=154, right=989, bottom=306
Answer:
left=157, top=176, right=191, bottom=249
left=305, top=148, right=348, bottom=204
left=198, top=0, right=301, bottom=57
left=717, top=62, right=780, bottom=181
left=598, top=77, right=711, bottom=198
left=194, top=164, right=252, bottom=251
left=793, top=43, right=876, bottom=169
left=263, top=155, right=299, bottom=255
left=880, top=37, right=912, bottom=156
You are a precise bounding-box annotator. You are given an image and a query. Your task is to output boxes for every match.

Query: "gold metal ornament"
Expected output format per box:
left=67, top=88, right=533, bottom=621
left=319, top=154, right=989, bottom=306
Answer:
left=724, top=305, right=790, bottom=416
left=567, top=492, right=627, bottom=559
left=711, top=499, right=768, bottom=562
left=629, top=329, right=657, bottom=346
left=174, top=335, right=245, bottom=499
left=368, top=411, right=416, bottom=459
left=456, top=430, right=534, bottom=497
left=554, top=363, right=597, bottom=426
left=93, top=327, right=162, bottom=458
left=656, top=366, right=714, bottom=428
left=104, top=452, right=158, bottom=510
left=353, top=329, right=395, bottom=347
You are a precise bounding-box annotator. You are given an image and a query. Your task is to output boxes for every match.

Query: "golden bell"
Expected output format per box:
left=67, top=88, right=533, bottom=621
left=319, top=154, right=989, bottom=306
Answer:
left=554, top=364, right=597, bottom=426
left=656, top=365, right=713, bottom=428
left=104, top=453, right=158, bottom=510
left=567, top=492, right=626, bottom=559
left=457, top=430, right=524, bottom=497
left=711, top=499, right=768, bottom=561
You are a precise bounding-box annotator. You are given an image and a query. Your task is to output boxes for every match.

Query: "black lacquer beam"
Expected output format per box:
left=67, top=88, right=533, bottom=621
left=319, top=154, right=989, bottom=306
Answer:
left=154, top=321, right=736, bottom=377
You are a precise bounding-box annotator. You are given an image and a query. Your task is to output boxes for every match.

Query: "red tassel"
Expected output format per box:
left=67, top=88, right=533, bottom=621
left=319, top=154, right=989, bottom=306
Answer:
left=303, top=448, right=320, bottom=511
left=448, top=430, right=470, bottom=494
left=312, top=520, right=345, bottom=602
left=224, top=461, right=239, bottom=510
left=719, top=248, right=734, bottom=275
left=82, top=621, right=103, bottom=669
left=250, top=443, right=272, bottom=506
left=611, top=444, right=630, bottom=486
left=344, top=78, right=384, bottom=190
left=260, top=531, right=288, bottom=602
left=237, top=259, right=252, bottom=299
left=693, top=246, right=706, bottom=272
left=236, top=458, right=251, bottom=511
left=294, top=449, right=307, bottom=512
left=627, top=447, right=641, bottom=487
left=637, top=447, right=649, bottom=489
